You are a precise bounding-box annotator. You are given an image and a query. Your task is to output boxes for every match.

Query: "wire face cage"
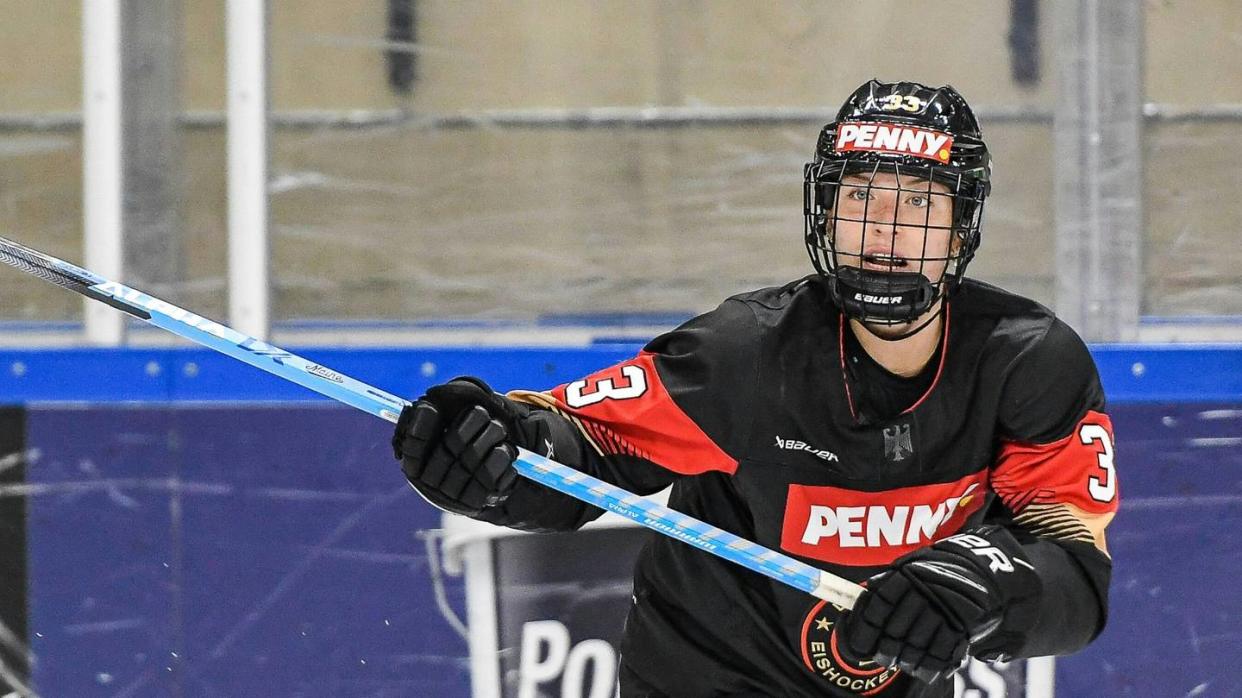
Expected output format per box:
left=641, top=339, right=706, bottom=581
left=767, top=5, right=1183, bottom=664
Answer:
left=804, top=159, right=987, bottom=327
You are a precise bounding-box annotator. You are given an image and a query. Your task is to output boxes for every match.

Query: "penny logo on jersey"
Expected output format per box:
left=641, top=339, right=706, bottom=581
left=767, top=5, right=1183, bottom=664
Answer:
left=834, top=122, right=954, bottom=164
left=781, top=473, right=987, bottom=566
left=800, top=598, right=901, bottom=694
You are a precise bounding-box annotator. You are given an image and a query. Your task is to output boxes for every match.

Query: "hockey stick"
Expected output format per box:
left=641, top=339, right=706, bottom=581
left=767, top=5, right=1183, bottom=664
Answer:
left=0, top=235, right=863, bottom=608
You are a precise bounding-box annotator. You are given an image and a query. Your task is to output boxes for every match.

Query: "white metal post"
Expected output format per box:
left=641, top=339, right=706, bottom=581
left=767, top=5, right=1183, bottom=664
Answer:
left=82, top=0, right=125, bottom=345
left=1053, top=0, right=1144, bottom=341
left=227, top=0, right=271, bottom=340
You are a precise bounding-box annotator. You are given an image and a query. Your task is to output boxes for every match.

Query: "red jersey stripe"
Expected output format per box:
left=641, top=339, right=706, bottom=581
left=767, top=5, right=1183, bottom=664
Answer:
left=546, top=352, right=738, bottom=476
left=992, top=410, right=1120, bottom=515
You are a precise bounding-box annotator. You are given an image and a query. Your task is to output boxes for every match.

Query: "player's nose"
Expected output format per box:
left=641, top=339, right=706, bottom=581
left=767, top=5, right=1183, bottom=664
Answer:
left=863, top=192, right=900, bottom=227
left=866, top=208, right=899, bottom=237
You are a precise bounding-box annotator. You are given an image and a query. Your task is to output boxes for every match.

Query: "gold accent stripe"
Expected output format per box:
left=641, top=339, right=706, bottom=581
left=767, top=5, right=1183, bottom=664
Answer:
left=1014, top=502, right=1094, bottom=543
left=506, top=389, right=610, bottom=457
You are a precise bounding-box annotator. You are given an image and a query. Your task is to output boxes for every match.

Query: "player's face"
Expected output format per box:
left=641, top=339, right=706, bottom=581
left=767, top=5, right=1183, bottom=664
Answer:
left=830, top=172, right=957, bottom=283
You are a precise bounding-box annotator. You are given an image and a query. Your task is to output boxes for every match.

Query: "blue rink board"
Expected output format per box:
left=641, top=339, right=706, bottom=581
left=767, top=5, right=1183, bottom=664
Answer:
left=0, top=345, right=1240, bottom=696
left=0, top=343, right=1241, bottom=403
left=21, top=406, right=466, bottom=697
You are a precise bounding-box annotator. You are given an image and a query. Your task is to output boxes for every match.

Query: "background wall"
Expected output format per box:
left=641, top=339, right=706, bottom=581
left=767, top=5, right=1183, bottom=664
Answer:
left=2, top=1, right=1240, bottom=327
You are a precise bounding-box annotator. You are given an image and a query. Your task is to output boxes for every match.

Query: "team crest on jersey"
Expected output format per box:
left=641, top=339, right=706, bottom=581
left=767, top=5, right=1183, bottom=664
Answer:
left=800, top=599, right=901, bottom=693
left=883, top=423, right=914, bottom=462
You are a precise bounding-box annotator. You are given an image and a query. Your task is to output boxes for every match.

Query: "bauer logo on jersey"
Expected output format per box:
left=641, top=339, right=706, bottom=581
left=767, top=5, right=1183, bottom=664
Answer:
left=834, top=122, right=954, bottom=164
left=780, top=472, right=987, bottom=566
left=775, top=436, right=839, bottom=462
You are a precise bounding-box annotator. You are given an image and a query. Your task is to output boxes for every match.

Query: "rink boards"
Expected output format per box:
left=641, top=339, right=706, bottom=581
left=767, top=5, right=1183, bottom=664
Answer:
left=0, top=344, right=1238, bottom=696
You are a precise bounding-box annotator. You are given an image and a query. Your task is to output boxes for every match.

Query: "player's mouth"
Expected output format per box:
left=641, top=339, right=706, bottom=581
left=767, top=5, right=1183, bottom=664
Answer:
left=861, top=252, right=908, bottom=270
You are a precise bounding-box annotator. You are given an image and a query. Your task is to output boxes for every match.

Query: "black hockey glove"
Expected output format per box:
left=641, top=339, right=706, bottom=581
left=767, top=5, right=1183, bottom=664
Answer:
left=836, top=525, right=1042, bottom=685
left=391, top=377, right=527, bottom=517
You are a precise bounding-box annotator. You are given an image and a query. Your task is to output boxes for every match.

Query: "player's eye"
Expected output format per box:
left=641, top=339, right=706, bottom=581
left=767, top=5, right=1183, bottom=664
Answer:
left=905, top=194, right=931, bottom=208
left=844, top=187, right=871, bottom=201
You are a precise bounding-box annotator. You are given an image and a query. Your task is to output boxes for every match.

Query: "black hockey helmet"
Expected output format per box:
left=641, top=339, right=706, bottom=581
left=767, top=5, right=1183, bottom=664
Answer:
left=804, top=79, right=991, bottom=327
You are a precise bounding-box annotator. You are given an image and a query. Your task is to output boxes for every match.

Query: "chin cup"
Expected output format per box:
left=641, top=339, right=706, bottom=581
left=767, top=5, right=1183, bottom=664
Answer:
left=829, top=266, right=937, bottom=325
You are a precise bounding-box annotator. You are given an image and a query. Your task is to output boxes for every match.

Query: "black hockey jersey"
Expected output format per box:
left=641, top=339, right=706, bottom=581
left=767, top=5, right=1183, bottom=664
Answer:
left=495, top=276, right=1119, bottom=697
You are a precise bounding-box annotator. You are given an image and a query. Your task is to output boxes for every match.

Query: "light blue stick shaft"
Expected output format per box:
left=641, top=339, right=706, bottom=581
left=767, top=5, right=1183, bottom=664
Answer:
left=0, top=235, right=864, bottom=608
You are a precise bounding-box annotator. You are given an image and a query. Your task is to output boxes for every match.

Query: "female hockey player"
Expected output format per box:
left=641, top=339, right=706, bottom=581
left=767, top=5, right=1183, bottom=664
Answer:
left=391, top=79, right=1117, bottom=697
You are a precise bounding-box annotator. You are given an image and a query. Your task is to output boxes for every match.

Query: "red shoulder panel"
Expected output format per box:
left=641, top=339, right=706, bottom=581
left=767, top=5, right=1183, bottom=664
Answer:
left=991, top=410, right=1119, bottom=515
left=546, top=352, right=738, bottom=476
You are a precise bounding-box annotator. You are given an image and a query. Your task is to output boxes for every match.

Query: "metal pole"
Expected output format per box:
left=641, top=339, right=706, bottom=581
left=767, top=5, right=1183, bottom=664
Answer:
left=82, top=0, right=125, bottom=345
left=121, top=0, right=184, bottom=304
left=1053, top=0, right=1144, bottom=341
left=227, top=0, right=271, bottom=340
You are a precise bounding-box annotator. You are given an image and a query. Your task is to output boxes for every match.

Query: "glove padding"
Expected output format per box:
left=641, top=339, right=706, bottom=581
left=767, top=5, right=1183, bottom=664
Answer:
left=836, top=526, right=1041, bottom=685
left=392, top=377, right=525, bottom=517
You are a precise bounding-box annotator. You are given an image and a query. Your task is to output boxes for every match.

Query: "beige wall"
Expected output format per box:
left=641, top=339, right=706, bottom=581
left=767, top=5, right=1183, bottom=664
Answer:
left=0, top=1, right=403, bottom=113
left=1, top=2, right=1239, bottom=322
left=1147, top=0, right=1242, bottom=103
left=184, top=1, right=405, bottom=111
left=0, top=1, right=81, bottom=113
left=3, top=1, right=1239, bottom=114
left=411, top=0, right=1054, bottom=110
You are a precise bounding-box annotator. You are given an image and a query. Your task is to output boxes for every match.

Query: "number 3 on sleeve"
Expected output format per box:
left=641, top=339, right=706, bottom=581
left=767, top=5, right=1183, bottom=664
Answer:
left=565, top=365, right=649, bottom=408
left=1079, top=423, right=1117, bottom=504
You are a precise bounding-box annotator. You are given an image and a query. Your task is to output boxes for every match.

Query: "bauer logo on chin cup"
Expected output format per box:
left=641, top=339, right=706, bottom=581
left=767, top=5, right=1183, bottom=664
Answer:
left=853, top=292, right=905, bottom=306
